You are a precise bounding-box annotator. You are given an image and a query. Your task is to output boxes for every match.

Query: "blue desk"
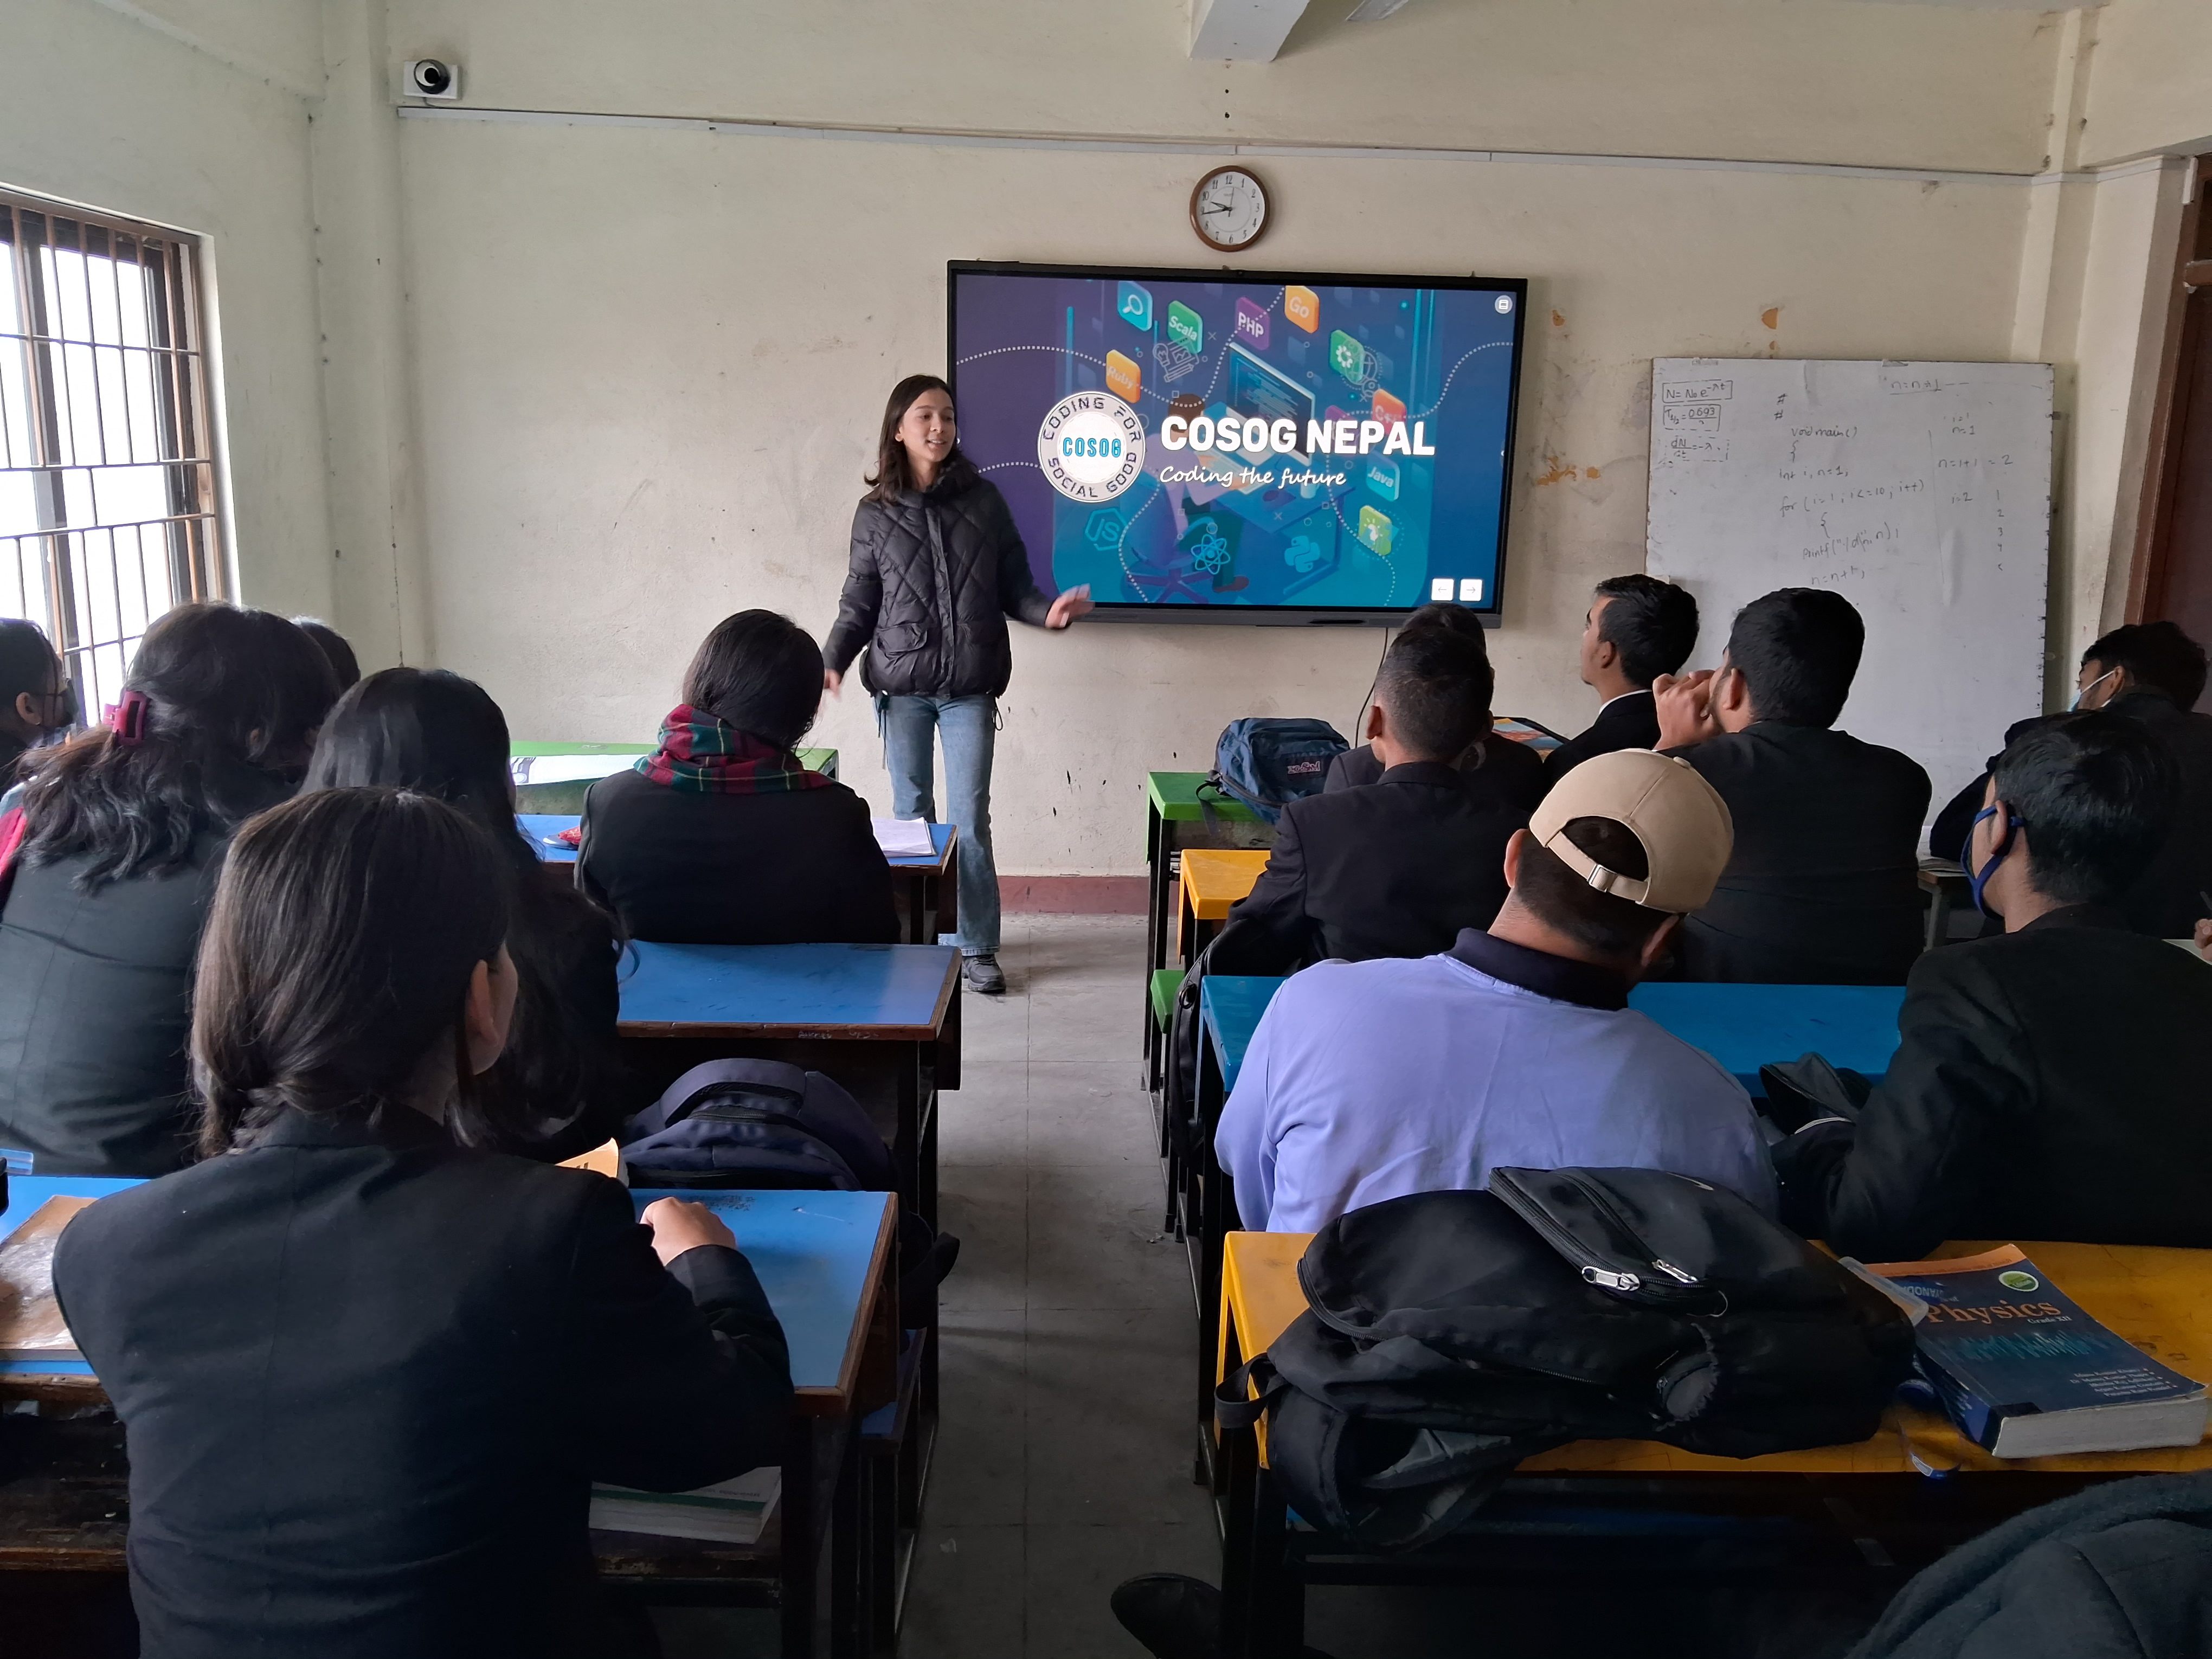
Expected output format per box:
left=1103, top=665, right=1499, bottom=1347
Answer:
left=520, top=812, right=581, bottom=863
left=1201, top=976, right=1287, bottom=1096
left=629, top=1189, right=895, bottom=1411
left=619, top=942, right=959, bottom=1042
left=1626, top=982, right=1907, bottom=1092
left=0, top=1176, right=139, bottom=1392
left=522, top=815, right=951, bottom=871
left=1184, top=976, right=1286, bottom=1484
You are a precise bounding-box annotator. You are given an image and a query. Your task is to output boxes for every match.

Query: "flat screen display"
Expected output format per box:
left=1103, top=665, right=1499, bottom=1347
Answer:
left=948, top=262, right=1527, bottom=622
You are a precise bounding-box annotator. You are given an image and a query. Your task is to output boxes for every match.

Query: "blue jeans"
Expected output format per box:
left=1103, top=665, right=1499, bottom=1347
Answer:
left=880, top=693, right=1001, bottom=956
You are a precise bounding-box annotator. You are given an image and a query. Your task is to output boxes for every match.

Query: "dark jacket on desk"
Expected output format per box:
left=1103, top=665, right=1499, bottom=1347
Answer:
left=1673, top=723, right=1931, bottom=985
left=1543, top=690, right=1660, bottom=786
left=578, top=766, right=898, bottom=946
left=1200, top=760, right=1528, bottom=978
left=1772, top=906, right=2212, bottom=1262
left=1930, top=689, right=2212, bottom=940
left=0, top=762, right=291, bottom=1176
left=822, top=472, right=1051, bottom=700
left=53, top=1106, right=793, bottom=1659
left=1324, top=732, right=1546, bottom=814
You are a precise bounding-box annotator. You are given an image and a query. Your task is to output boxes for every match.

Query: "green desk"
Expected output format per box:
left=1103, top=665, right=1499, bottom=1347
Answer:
left=512, top=743, right=839, bottom=813
left=1142, top=772, right=1271, bottom=1091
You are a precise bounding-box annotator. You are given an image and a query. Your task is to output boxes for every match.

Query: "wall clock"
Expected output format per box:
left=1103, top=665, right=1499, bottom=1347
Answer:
left=1190, top=166, right=1269, bottom=253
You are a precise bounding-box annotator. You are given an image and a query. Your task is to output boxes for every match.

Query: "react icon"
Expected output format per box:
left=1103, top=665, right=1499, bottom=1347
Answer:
left=1186, top=520, right=1232, bottom=574
left=1117, top=281, right=1154, bottom=331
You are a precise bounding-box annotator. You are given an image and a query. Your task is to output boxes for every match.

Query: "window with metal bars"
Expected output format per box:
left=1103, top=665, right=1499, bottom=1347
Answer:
left=0, top=189, right=224, bottom=724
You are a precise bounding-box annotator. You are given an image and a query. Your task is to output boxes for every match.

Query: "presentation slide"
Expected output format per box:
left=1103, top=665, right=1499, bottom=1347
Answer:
left=949, top=263, right=1526, bottom=619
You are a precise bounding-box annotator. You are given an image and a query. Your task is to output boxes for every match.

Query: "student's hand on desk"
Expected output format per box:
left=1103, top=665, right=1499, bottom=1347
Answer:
left=642, top=1197, right=736, bottom=1266
left=1653, top=670, right=1723, bottom=749
left=2195, top=918, right=2212, bottom=956
left=1045, top=585, right=1094, bottom=629
left=823, top=668, right=843, bottom=697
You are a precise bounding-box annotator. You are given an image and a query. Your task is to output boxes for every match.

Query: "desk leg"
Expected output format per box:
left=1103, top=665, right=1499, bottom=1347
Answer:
left=781, top=1420, right=818, bottom=1659
left=1217, top=1403, right=1260, bottom=1659
left=1191, top=1038, right=1229, bottom=1489
left=1144, top=806, right=1170, bottom=1048
left=831, top=1426, right=864, bottom=1659
left=1924, top=885, right=1953, bottom=954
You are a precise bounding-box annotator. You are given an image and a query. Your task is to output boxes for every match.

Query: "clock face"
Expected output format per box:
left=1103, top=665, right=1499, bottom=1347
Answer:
left=1191, top=168, right=1268, bottom=252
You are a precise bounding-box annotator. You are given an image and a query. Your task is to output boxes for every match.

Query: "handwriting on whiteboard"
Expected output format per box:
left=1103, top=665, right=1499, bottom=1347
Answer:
left=1661, top=379, right=1733, bottom=403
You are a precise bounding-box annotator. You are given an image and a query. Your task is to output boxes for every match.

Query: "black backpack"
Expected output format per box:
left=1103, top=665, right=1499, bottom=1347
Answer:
left=620, top=1059, right=957, bottom=1323
left=1203, top=717, right=1347, bottom=826
left=1218, top=1169, right=1915, bottom=1552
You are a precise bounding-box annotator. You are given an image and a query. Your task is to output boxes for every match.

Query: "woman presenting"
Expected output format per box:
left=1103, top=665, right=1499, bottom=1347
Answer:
left=824, top=374, right=1091, bottom=994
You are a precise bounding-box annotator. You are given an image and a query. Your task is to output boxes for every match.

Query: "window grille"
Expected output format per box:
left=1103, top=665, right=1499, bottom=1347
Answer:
left=0, top=189, right=223, bottom=721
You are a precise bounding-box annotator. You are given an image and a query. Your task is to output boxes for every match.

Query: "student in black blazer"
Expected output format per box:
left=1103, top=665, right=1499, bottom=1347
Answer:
left=1323, top=600, right=1545, bottom=813
left=1655, top=588, right=1930, bottom=983
left=1542, top=574, right=1700, bottom=785
left=1775, top=713, right=2212, bottom=1260
left=304, top=667, right=631, bottom=1163
left=1202, top=625, right=1527, bottom=977
left=1930, top=621, right=2212, bottom=941
left=580, top=609, right=898, bottom=945
left=0, top=603, right=337, bottom=1175
left=54, top=788, right=792, bottom=1659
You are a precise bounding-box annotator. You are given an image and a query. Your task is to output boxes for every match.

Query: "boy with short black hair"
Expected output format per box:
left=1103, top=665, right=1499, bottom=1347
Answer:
left=1656, top=587, right=1930, bottom=983
left=1931, top=619, right=2212, bottom=940
left=1545, top=574, right=1700, bottom=783
left=1200, top=623, right=1529, bottom=976
left=1216, top=749, right=1773, bottom=1232
left=1323, top=600, right=1544, bottom=810
left=1776, top=711, right=2212, bottom=1259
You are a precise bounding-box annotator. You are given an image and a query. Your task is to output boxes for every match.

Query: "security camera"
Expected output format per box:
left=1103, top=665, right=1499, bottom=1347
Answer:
left=403, top=59, right=460, bottom=100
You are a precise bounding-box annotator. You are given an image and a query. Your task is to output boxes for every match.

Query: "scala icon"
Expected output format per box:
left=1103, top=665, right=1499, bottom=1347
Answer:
left=1038, top=392, right=1147, bottom=501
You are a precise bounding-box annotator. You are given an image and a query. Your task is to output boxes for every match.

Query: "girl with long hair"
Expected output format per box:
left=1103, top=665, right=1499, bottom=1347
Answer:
left=303, top=665, right=632, bottom=1160
left=0, top=602, right=337, bottom=1174
left=53, top=786, right=790, bottom=1658
left=820, top=374, right=1093, bottom=994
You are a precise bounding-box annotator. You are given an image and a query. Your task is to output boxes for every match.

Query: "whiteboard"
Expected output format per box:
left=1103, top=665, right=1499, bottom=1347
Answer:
left=1646, top=358, right=2052, bottom=813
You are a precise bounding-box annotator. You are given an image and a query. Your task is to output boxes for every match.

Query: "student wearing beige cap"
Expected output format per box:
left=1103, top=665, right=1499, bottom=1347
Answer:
left=1214, top=749, right=1776, bottom=1233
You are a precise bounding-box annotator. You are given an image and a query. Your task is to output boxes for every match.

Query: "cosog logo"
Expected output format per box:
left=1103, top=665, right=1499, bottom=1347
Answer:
left=1038, top=393, right=1146, bottom=502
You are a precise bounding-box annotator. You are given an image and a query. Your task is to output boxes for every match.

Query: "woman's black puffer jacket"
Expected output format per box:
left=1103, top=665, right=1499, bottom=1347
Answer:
left=823, top=470, right=1052, bottom=700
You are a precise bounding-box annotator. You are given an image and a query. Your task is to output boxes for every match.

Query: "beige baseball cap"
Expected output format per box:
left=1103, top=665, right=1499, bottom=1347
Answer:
left=1528, top=749, right=1734, bottom=914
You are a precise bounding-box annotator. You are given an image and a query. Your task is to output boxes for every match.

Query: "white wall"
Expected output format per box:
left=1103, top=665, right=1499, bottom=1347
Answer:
left=381, top=0, right=2059, bottom=172
left=396, top=111, right=2029, bottom=872
left=2080, top=0, right=2212, bottom=165
left=0, top=0, right=333, bottom=616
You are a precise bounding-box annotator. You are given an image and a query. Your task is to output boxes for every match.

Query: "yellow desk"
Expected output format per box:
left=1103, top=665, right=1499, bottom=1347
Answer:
left=1178, top=848, right=1271, bottom=964
left=1220, top=1231, right=2212, bottom=1477
left=1214, top=1230, right=2212, bottom=1658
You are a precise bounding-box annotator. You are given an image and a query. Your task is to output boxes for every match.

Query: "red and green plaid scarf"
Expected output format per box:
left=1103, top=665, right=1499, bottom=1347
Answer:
left=635, top=705, right=832, bottom=795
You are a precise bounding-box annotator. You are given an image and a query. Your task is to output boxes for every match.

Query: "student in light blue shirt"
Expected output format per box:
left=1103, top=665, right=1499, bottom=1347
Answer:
left=1217, top=748, right=1776, bottom=1232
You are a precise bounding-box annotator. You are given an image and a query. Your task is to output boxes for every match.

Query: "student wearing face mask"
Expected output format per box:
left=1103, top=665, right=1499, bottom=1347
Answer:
left=1930, top=621, right=2212, bottom=940
left=1773, top=712, right=2212, bottom=1261
left=0, top=618, right=73, bottom=788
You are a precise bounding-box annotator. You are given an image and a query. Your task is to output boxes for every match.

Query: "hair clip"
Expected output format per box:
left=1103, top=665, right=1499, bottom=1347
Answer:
left=106, top=687, right=151, bottom=747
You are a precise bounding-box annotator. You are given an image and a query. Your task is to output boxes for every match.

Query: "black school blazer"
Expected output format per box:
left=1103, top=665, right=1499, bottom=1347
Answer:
left=54, top=1107, right=793, bottom=1659
left=577, top=767, right=898, bottom=946
left=1201, top=760, right=1530, bottom=976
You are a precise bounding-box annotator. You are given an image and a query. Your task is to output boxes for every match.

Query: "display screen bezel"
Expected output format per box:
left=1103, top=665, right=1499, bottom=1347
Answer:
left=946, top=260, right=1529, bottom=627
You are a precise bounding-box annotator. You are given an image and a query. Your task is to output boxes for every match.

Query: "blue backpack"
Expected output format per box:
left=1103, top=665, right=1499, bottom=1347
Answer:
left=1204, top=717, right=1349, bottom=825
left=619, top=1058, right=894, bottom=1191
